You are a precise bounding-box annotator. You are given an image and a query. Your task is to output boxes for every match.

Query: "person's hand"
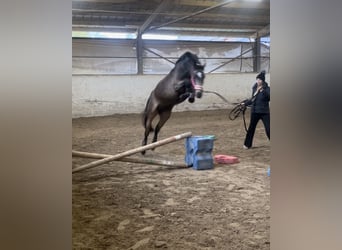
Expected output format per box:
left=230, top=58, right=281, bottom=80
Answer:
left=256, top=85, right=263, bottom=92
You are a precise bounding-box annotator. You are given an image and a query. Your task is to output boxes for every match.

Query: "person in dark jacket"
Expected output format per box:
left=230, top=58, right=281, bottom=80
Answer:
left=242, top=70, right=270, bottom=149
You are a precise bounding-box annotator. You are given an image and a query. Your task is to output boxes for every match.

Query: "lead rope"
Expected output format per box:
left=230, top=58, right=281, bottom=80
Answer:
left=203, top=90, right=262, bottom=134
left=204, top=90, right=249, bottom=132
left=242, top=107, right=248, bottom=133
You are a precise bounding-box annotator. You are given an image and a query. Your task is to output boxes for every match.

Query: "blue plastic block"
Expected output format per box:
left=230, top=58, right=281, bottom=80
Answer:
left=185, top=135, right=215, bottom=170
left=185, top=136, right=214, bottom=153
left=192, top=153, right=213, bottom=170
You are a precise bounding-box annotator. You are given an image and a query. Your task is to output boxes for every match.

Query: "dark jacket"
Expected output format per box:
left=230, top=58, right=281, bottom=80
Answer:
left=245, top=81, right=270, bottom=114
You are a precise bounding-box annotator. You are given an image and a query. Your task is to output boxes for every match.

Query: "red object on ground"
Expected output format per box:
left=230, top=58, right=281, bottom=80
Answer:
left=214, top=154, right=239, bottom=164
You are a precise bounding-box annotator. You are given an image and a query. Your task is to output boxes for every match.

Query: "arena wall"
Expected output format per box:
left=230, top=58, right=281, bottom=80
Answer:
left=72, top=73, right=270, bottom=118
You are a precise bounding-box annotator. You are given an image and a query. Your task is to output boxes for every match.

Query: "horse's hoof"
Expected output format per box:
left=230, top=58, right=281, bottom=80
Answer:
left=188, top=97, right=195, bottom=103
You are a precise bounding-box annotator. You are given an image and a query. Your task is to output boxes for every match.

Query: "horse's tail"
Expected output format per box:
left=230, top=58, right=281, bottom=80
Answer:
left=142, top=95, right=154, bottom=132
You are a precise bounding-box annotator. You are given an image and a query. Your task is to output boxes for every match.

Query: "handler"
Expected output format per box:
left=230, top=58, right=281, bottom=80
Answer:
left=241, top=70, right=270, bottom=149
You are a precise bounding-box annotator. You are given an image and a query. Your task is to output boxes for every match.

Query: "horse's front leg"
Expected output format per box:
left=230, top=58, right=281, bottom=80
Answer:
left=188, top=92, right=195, bottom=103
left=178, top=92, right=191, bottom=102
left=174, top=80, right=186, bottom=92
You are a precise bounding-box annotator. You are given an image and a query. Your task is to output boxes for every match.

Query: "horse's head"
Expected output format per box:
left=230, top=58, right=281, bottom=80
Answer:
left=176, top=52, right=206, bottom=99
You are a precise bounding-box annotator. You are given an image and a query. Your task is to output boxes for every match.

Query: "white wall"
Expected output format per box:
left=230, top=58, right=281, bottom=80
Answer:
left=72, top=73, right=270, bottom=118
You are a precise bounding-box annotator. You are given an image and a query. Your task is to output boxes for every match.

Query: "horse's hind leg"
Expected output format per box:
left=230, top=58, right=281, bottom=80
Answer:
left=152, top=109, right=172, bottom=147
left=141, top=110, right=158, bottom=155
left=141, top=128, right=149, bottom=155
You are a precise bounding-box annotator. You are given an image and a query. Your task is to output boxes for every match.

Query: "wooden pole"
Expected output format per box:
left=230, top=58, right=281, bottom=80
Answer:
left=72, top=150, right=188, bottom=168
left=72, top=132, right=192, bottom=173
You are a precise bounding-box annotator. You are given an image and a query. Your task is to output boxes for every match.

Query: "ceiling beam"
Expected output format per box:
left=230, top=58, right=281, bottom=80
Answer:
left=173, top=0, right=222, bottom=7
left=72, top=9, right=268, bottom=21
left=138, top=0, right=172, bottom=35
left=250, top=24, right=270, bottom=39
left=146, top=30, right=255, bottom=38
left=72, top=19, right=266, bottom=32
left=72, top=0, right=136, bottom=3
left=175, top=0, right=269, bottom=9
left=148, top=0, right=238, bottom=31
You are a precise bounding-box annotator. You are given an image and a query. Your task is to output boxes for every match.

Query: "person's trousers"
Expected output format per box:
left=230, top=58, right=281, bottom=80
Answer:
left=244, top=112, right=270, bottom=148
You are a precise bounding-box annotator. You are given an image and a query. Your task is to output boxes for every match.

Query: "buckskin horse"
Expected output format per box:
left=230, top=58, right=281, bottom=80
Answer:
left=141, top=51, right=206, bottom=155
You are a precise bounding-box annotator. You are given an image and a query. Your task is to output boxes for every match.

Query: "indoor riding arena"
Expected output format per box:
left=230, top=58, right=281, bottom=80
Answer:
left=72, top=1, right=270, bottom=249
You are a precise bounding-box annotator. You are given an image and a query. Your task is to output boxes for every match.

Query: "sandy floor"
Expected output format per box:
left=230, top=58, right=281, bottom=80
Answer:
left=72, top=109, right=270, bottom=249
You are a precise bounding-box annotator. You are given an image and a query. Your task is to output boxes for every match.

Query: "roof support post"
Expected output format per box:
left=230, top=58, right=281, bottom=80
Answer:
left=253, top=37, right=261, bottom=73
left=136, top=33, right=143, bottom=75
left=136, top=0, right=172, bottom=75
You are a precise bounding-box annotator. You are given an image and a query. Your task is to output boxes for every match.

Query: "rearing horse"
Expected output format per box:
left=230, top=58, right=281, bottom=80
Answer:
left=141, top=51, right=206, bottom=155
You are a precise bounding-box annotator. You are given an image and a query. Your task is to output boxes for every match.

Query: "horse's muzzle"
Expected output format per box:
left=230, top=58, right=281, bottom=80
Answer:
left=194, top=84, right=203, bottom=98
left=191, top=71, right=204, bottom=99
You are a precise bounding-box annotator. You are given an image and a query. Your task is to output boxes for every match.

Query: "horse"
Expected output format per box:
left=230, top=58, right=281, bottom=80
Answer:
left=141, top=51, right=206, bottom=155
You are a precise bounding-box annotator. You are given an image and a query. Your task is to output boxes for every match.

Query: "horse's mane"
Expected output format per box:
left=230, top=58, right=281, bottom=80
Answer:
left=175, top=52, right=204, bottom=70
